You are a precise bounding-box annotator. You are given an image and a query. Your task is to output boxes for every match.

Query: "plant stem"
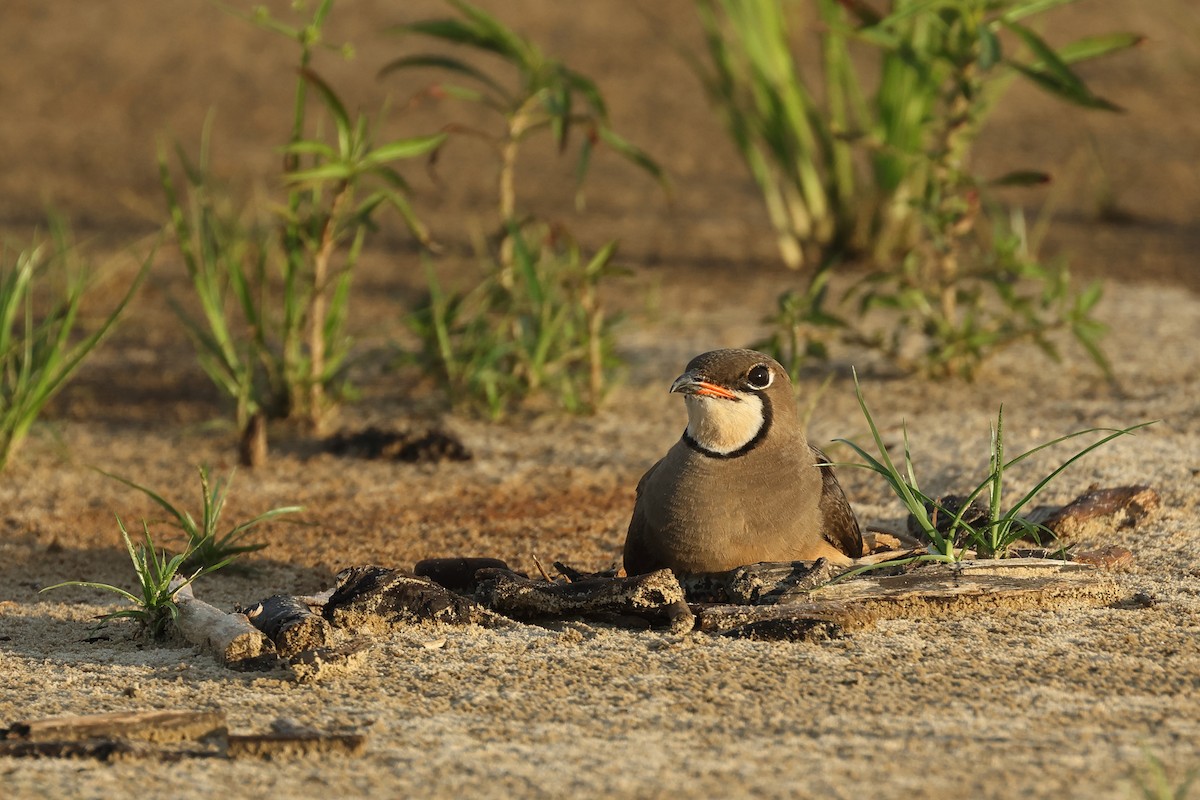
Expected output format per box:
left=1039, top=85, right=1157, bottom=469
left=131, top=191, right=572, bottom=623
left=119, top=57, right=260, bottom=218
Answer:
left=307, top=181, right=350, bottom=429
left=498, top=96, right=539, bottom=278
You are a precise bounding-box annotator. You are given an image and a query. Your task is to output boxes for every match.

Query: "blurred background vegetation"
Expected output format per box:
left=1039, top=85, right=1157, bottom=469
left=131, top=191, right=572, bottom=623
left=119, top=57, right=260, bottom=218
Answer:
left=2, top=0, right=1196, bottom=469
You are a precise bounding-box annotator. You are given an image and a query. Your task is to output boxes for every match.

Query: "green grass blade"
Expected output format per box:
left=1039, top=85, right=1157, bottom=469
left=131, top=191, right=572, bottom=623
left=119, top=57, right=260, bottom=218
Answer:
left=298, top=68, right=352, bottom=153
left=97, top=468, right=196, bottom=537
left=1005, top=423, right=1155, bottom=518
left=1055, top=33, right=1143, bottom=65
left=226, top=505, right=304, bottom=536
left=378, top=54, right=513, bottom=104
left=39, top=581, right=143, bottom=606
left=361, top=133, right=447, bottom=166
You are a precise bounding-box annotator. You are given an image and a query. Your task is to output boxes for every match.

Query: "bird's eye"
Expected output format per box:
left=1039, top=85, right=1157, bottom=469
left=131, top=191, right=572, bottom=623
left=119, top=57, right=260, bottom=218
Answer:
left=746, top=364, right=773, bottom=390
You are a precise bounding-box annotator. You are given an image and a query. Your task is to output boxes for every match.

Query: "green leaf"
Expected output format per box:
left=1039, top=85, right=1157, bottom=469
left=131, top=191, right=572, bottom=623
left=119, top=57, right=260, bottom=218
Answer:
left=389, top=18, right=492, bottom=48
left=1001, top=0, right=1081, bottom=24
left=377, top=54, right=513, bottom=105
left=286, top=161, right=355, bottom=184
left=39, top=580, right=142, bottom=606
left=446, top=0, right=536, bottom=67
left=563, top=68, right=608, bottom=120
left=362, top=133, right=447, bottom=167
left=390, top=1, right=532, bottom=67
left=281, top=140, right=337, bottom=159
left=1008, top=62, right=1122, bottom=111
left=597, top=127, right=672, bottom=196
left=1075, top=281, right=1104, bottom=314
left=97, top=468, right=197, bottom=537
left=1003, top=21, right=1122, bottom=111
left=1004, top=423, right=1156, bottom=518
left=299, top=68, right=353, bottom=152
left=873, top=0, right=960, bottom=29
left=978, top=26, right=1002, bottom=71
left=1056, top=33, right=1144, bottom=65
left=584, top=240, right=619, bottom=277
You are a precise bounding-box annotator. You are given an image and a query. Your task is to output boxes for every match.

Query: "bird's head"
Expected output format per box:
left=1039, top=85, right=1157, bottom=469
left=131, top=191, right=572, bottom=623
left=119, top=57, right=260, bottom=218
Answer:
left=670, top=349, right=795, bottom=457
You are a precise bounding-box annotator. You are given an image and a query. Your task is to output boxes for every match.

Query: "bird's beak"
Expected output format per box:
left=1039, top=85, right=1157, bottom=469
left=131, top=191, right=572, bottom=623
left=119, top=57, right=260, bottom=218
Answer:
left=670, top=371, right=738, bottom=400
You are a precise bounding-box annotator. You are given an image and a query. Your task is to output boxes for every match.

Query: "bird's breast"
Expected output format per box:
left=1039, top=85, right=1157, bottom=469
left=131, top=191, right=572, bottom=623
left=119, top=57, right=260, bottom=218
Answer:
left=640, top=438, right=821, bottom=573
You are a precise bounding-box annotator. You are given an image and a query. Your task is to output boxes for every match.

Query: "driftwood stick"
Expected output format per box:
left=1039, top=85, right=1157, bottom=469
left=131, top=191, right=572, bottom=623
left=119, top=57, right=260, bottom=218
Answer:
left=243, top=594, right=333, bottom=658
left=476, top=568, right=694, bottom=633
left=171, top=581, right=275, bottom=665
left=0, top=739, right=143, bottom=760
left=0, top=710, right=369, bottom=761
left=225, top=732, right=367, bottom=759
left=696, top=558, right=1122, bottom=641
left=2, top=710, right=228, bottom=744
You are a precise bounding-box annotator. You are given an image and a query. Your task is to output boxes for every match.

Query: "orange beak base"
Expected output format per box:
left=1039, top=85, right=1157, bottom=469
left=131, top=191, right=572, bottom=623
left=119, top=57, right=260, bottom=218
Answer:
left=670, top=373, right=738, bottom=400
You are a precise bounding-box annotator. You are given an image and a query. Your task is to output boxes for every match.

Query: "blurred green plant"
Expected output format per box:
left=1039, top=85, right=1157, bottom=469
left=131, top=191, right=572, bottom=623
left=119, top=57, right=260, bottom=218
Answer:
left=383, top=0, right=667, bottom=259
left=694, top=0, right=856, bottom=270
left=0, top=218, right=147, bottom=471
left=383, top=0, right=664, bottom=414
left=836, top=370, right=1152, bottom=563
left=100, top=465, right=303, bottom=572
left=854, top=207, right=1113, bottom=379
left=757, top=211, right=1112, bottom=380
left=409, top=225, right=621, bottom=417
left=41, top=518, right=229, bottom=640
left=161, top=1, right=444, bottom=462
left=697, top=0, right=1137, bottom=379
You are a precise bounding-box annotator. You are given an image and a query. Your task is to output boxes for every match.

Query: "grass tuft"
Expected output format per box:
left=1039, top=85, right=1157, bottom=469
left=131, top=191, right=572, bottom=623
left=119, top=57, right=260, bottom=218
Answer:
left=386, top=0, right=663, bottom=416
left=836, top=369, right=1153, bottom=564
left=40, top=519, right=227, bottom=640
left=0, top=218, right=147, bottom=471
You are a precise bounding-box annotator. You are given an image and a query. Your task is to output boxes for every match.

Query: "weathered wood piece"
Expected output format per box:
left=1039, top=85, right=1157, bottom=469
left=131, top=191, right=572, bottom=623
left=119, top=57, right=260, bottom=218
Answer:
left=171, top=581, right=276, bottom=665
left=1, top=710, right=227, bottom=744
left=475, top=568, right=694, bottom=633
left=225, top=732, right=367, bottom=759
left=323, top=565, right=509, bottom=631
left=0, top=739, right=141, bottom=760
left=681, top=559, right=844, bottom=604
left=0, top=710, right=369, bottom=761
left=414, top=557, right=512, bottom=594
left=695, top=558, right=1123, bottom=641
left=243, top=594, right=333, bottom=658
left=1029, top=485, right=1160, bottom=541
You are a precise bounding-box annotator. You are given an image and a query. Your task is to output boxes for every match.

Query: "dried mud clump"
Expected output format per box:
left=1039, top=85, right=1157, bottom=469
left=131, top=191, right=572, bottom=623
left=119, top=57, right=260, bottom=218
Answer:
left=323, top=427, right=472, bottom=463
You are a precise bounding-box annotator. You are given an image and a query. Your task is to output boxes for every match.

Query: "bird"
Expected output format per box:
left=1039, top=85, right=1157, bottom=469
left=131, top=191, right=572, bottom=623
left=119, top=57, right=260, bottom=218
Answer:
left=623, top=348, right=862, bottom=576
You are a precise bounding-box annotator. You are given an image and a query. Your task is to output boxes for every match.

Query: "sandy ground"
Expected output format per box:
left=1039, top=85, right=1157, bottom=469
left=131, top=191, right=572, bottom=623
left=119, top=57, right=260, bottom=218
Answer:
left=2, top=1, right=1200, bottom=798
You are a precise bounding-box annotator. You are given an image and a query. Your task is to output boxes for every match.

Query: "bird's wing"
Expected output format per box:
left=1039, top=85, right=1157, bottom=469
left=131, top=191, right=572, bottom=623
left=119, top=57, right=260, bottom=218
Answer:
left=623, top=458, right=664, bottom=576
left=810, top=445, right=864, bottom=559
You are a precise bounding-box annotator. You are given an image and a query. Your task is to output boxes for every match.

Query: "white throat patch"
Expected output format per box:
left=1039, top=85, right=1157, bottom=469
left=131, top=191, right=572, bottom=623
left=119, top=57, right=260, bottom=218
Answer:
left=683, top=392, right=766, bottom=455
